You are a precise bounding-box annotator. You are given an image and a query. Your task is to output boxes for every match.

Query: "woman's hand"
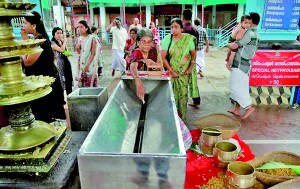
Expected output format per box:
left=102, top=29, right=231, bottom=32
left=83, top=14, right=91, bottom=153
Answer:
left=144, top=59, right=156, bottom=67
left=76, top=40, right=81, bottom=54
left=135, top=78, right=145, bottom=100
left=169, top=69, right=179, bottom=78
left=21, top=28, right=30, bottom=40
left=84, top=64, right=89, bottom=73
left=185, top=67, right=193, bottom=76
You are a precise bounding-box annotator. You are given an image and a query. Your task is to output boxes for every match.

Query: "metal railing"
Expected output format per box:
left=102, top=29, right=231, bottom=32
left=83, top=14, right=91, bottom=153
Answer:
left=214, top=18, right=237, bottom=48
left=206, top=28, right=218, bottom=45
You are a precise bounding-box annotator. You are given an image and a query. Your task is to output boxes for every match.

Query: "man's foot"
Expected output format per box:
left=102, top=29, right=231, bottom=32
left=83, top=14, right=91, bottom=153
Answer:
left=198, top=71, right=204, bottom=78
left=241, top=107, right=255, bottom=120
left=159, top=180, right=173, bottom=189
left=112, top=69, right=115, bottom=77
left=130, top=175, right=148, bottom=186
left=227, top=110, right=240, bottom=116
left=188, top=103, right=200, bottom=109
left=227, top=107, right=240, bottom=116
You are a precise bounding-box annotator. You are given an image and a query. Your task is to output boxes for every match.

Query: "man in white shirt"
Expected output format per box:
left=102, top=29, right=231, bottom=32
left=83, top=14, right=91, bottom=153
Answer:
left=106, top=17, right=128, bottom=76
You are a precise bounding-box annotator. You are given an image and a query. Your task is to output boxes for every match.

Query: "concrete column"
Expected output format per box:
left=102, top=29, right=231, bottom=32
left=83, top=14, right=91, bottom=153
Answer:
left=100, top=7, right=107, bottom=42
left=90, top=7, right=94, bottom=26
left=237, top=4, right=245, bottom=22
left=58, top=0, right=66, bottom=30
left=52, top=0, right=64, bottom=29
left=212, top=5, right=216, bottom=29
left=120, top=7, right=125, bottom=24
left=146, top=5, right=151, bottom=28
left=192, top=3, right=197, bottom=21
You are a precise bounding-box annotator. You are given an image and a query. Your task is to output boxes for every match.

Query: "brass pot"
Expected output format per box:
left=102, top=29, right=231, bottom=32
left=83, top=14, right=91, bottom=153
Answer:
left=226, top=161, right=255, bottom=189
left=213, top=141, right=239, bottom=169
left=198, top=127, right=222, bottom=156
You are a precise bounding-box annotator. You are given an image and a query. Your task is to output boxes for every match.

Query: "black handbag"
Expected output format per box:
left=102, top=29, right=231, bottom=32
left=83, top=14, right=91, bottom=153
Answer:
left=165, top=34, right=173, bottom=62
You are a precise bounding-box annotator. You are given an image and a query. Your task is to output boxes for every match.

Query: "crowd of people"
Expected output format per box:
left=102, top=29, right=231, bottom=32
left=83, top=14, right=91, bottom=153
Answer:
left=122, top=9, right=260, bottom=121
left=100, top=10, right=210, bottom=121
left=1, top=8, right=259, bottom=124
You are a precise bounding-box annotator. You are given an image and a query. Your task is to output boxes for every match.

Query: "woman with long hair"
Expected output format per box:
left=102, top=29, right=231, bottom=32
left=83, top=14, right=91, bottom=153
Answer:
left=21, top=11, right=66, bottom=123
left=51, top=27, right=73, bottom=95
left=76, top=20, right=99, bottom=87
left=161, top=18, right=197, bottom=120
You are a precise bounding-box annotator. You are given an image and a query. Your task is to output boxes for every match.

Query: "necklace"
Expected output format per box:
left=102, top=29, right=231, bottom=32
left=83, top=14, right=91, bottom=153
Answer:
left=142, top=52, right=148, bottom=59
left=173, top=33, right=182, bottom=41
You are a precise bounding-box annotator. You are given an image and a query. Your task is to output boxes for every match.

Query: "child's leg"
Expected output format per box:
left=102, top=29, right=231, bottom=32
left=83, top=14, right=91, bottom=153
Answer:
left=228, top=51, right=237, bottom=64
left=226, top=50, right=237, bottom=70
left=225, top=50, right=231, bottom=62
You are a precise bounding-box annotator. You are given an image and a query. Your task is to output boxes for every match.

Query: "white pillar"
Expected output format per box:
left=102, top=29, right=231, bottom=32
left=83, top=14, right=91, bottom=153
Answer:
left=52, top=0, right=64, bottom=29
left=58, top=0, right=66, bottom=30
left=100, top=7, right=107, bottom=42
left=90, top=7, right=94, bottom=26
left=212, top=5, right=216, bottom=29
left=237, top=4, right=245, bottom=22
left=146, top=5, right=151, bottom=28
left=120, top=7, right=124, bottom=24
left=192, top=3, right=197, bottom=21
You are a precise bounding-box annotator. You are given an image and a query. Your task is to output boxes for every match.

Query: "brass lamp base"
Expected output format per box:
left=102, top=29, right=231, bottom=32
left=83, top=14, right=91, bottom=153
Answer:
left=0, top=121, right=70, bottom=174
left=0, top=120, right=58, bottom=151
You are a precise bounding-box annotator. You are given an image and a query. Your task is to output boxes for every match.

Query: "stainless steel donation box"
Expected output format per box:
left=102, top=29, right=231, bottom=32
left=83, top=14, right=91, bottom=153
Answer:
left=68, top=87, right=108, bottom=131
left=78, top=76, right=187, bottom=189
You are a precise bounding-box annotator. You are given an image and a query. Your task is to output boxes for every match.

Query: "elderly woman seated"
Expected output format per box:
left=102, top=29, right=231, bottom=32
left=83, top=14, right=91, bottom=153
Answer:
left=130, top=28, right=162, bottom=101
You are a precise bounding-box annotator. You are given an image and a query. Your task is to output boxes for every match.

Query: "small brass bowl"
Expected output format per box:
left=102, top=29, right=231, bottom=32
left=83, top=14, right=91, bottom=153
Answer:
left=198, top=127, right=222, bottom=156
left=226, top=161, right=255, bottom=188
left=213, top=141, right=239, bottom=169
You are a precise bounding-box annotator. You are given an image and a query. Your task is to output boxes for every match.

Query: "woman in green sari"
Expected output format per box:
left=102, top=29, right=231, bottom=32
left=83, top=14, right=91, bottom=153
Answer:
left=161, top=18, right=197, bottom=120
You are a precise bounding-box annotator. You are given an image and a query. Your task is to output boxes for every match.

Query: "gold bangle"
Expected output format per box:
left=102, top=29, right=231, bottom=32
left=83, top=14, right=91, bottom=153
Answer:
left=191, top=60, right=196, bottom=64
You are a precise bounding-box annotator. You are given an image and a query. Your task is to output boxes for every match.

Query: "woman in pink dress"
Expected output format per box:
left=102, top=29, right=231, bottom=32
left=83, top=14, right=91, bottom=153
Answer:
left=149, top=22, right=160, bottom=49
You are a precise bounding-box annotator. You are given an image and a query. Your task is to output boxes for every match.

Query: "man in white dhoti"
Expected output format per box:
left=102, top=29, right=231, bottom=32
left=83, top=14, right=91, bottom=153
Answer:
left=106, top=17, right=128, bottom=76
left=227, top=12, right=260, bottom=120
left=194, top=18, right=209, bottom=78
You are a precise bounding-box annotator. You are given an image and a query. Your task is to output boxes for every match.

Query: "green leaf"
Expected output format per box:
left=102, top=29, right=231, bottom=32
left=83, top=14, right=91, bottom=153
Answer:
left=189, top=142, right=202, bottom=154
left=256, top=161, right=300, bottom=175
left=62, top=50, right=72, bottom=57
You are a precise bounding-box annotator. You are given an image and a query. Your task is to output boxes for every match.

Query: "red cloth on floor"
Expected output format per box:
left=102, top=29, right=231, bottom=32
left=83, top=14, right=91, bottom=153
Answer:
left=184, top=129, right=255, bottom=189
